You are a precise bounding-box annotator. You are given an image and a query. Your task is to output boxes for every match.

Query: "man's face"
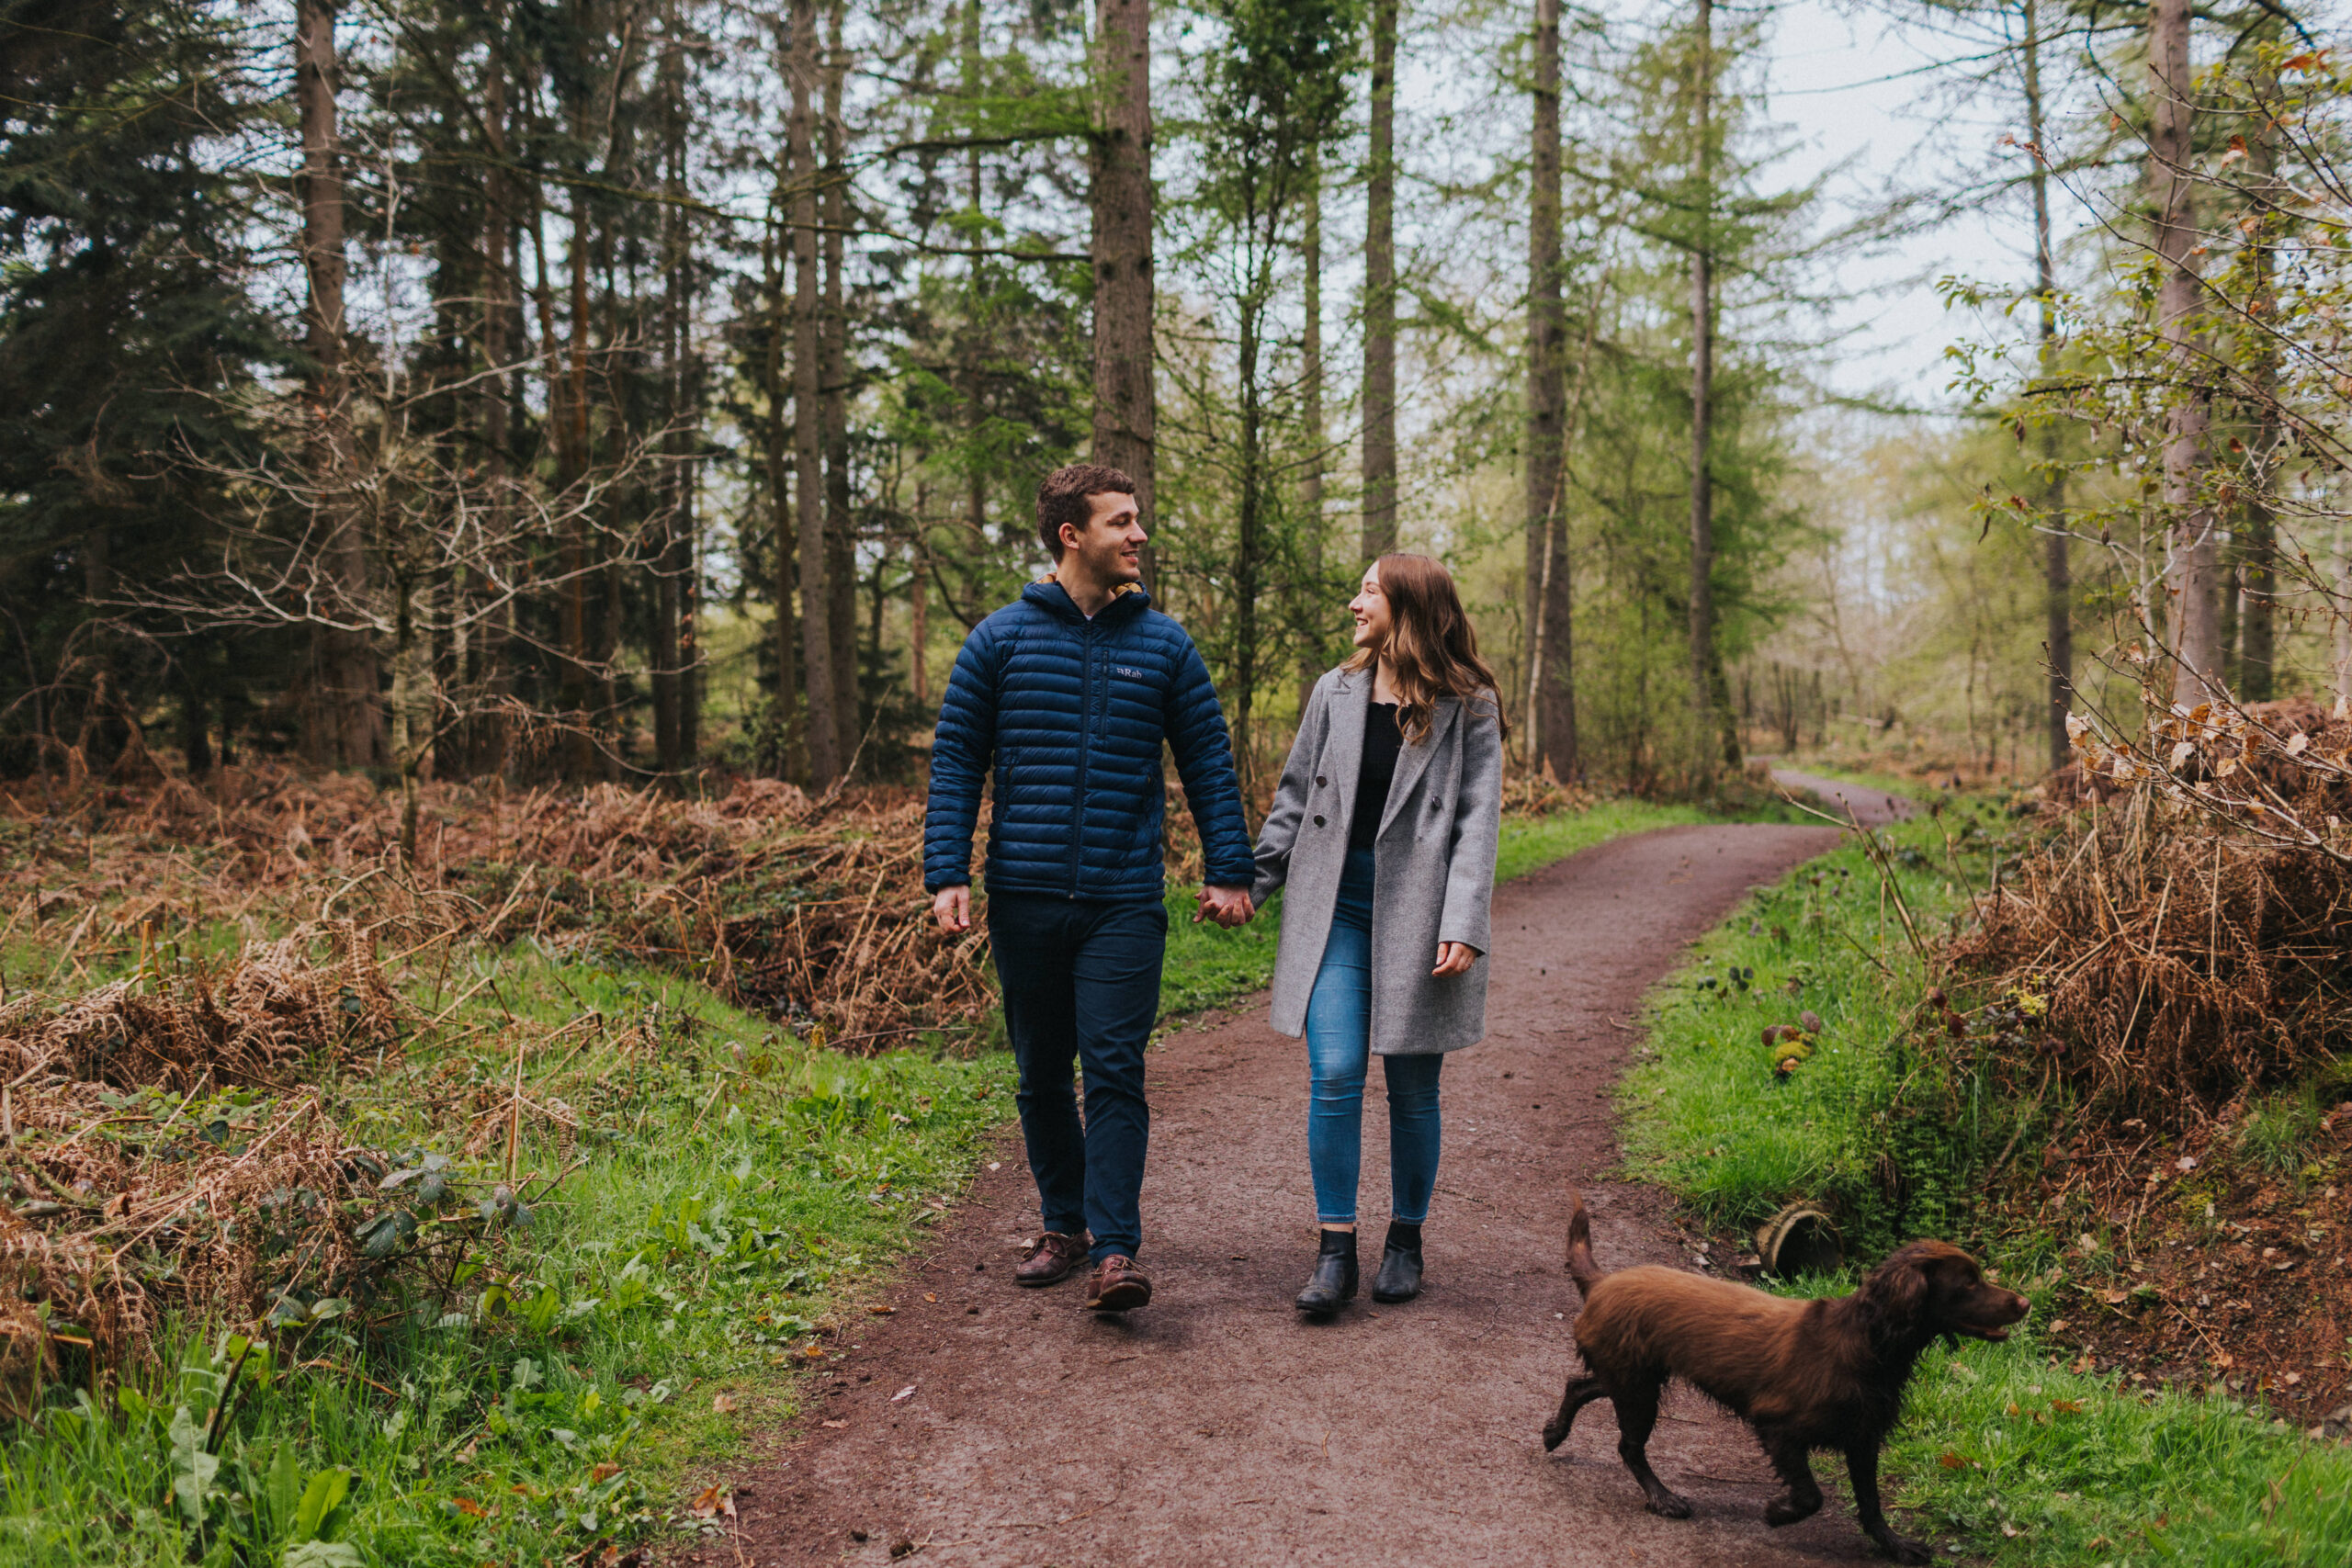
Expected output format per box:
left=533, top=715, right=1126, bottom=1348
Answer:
left=1060, top=491, right=1148, bottom=584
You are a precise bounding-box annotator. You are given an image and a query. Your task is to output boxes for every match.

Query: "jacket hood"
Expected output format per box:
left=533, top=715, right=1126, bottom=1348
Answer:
left=1020, top=577, right=1151, bottom=624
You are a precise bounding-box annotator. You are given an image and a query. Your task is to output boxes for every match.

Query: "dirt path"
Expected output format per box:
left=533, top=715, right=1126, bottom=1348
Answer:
left=712, top=823, right=1886, bottom=1568
left=1768, top=768, right=1917, bottom=828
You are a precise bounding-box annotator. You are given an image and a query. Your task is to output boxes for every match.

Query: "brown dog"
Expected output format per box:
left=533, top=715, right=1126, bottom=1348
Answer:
left=1544, top=1191, right=2028, bottom=1562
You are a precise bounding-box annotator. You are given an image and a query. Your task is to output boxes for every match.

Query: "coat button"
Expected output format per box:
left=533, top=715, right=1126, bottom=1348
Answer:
left=1313, top=814, right=1327, bottom=828
left=1316, top=775, right=1328, bottom=787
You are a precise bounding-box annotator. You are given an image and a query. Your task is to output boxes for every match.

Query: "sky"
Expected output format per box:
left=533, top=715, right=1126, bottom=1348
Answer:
left=1762, top=0, right=2043, bottom=411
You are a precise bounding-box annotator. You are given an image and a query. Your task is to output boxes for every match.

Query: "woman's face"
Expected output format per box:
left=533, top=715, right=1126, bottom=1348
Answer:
left=1350, top=565, right=1392, bottom=652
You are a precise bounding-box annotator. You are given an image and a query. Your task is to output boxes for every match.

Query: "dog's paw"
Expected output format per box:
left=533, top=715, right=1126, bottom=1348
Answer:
left=1644, top=1490, right=1694, bottom=1520
left=1873, top=1533, right=1930, bottom=1565
left=1541, top=1419, right=1567, bottom=1452
left=1764, top=1495, right=1820, bottom=1528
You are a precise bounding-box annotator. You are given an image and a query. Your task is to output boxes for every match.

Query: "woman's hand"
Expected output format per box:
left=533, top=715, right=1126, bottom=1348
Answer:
left=1431, top=942, right=1478, bottom=977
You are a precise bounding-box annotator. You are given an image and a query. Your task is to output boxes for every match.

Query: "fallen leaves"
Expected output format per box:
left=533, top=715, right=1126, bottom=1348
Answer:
left=711, top=1393, right=738, bottom=1414
left=891, top=1384, right=917, bottom=1402
left=687, top=1484, right=735, bottom=1520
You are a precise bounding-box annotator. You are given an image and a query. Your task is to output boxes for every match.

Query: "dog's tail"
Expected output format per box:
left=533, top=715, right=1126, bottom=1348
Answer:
left=1565, top=1187, right=1604, bottom=1300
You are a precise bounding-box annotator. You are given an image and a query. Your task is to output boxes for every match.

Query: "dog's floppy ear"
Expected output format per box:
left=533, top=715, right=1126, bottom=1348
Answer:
left=1858, top=1246, right=1933, bottom=1334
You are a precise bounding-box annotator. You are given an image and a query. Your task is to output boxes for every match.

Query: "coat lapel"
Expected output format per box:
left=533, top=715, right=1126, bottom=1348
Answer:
left=1379, top=696, right=1458, bottom=837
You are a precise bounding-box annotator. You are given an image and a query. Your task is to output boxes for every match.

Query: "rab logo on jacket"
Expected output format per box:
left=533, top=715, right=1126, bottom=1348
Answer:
left=1115, top=666, right=1147, bottom=679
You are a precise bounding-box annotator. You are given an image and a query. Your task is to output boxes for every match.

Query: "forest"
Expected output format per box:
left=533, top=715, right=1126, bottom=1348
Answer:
left=13, top=0, right=2346, bottom=807
left=6, top=1, right=2352, bottom=1564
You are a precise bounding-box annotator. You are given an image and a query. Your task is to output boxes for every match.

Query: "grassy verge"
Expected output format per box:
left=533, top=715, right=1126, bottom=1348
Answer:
left=1622, top=808, right=2352, bottom=1566
left=1618, top=813, right=1971, bottom=1247
left=0, top=950, right=1013, bottom=1567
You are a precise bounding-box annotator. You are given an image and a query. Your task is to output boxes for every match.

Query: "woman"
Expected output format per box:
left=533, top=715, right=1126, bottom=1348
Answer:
left=1251, top=553, right=1508, bottom=1315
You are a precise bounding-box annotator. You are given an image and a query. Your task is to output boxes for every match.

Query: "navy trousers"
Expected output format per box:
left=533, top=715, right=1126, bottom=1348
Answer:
left=987, top=893, right=1167, bottom=1261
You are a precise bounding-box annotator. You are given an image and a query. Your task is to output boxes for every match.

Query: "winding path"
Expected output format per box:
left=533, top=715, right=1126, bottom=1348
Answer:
left=708, top=822, right=1915, bottom=1567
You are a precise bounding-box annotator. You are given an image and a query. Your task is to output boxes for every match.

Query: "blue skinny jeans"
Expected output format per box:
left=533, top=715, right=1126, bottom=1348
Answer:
left=1306, top=847, right=1444, bottom=1226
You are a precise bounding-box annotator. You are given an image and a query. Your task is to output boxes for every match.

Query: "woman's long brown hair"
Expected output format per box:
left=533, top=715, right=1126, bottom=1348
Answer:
left=1345, top=553, right=1512, bottom=746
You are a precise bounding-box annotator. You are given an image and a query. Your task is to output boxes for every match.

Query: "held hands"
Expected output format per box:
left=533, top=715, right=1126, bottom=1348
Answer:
left=932, top=886, right=972, bottom=933
left=1193, top=885, right=1256, bottom=929
left=1432, top=942, right=1478, bottom=977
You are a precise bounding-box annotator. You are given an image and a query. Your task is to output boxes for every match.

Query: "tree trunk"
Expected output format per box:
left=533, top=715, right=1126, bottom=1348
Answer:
left=651, top=7, right=685, bottom=776
left=1525, top=0, right=1575, bottom=781
left=1362, top=0, right=1398, bottom=561
left=2238, top=65, right=2280, bottom=704
left=1298, top=151, right=1325, bottom=713
left=1687, top=0, right=1734, bottom=773
left=295, top=0, right=382, bottom=772
left=560, top=179, right=597, bottom=778
left=1235, top=276, right=1266, bottom=793
left=2024, top=0, right=2072, bottom=769
left=477, top=15, right=514, bottom=781
left=964, top=0, right=989, bottom=557
left=390, top=573, right=426, bottom=862
left=2151, top=0, right=2221, bottom=704
left=763, top=175, right=800, bottom=777
left=791, top=0, right=841, bottom=784
left=910, top=484, right=931, bottom=705
left=823, top=0, right=858, bottom=771
left=1091, top=0, right=1156, bottom=580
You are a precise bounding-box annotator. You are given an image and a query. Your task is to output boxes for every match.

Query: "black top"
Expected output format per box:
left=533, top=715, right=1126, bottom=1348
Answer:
left=1350, top=702, right=1405, bottom=852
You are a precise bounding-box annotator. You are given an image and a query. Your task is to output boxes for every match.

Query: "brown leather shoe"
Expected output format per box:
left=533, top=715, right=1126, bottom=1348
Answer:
left=1083, top=1254, right=1152, bottom=1313
left=1015, top=1231, right=1090, bottom=1287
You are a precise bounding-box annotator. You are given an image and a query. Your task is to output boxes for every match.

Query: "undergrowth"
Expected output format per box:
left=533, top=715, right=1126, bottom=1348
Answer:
left=1625, top=804, right=2352, bottom=1566
left=0, top=953, right=1013, bottom=1566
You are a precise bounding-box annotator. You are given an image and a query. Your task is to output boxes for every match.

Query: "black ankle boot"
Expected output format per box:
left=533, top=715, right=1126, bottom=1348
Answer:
left=1294, top=1227, right=1358, bottom=1314
left=1372, top=1220, right=1424, bottom=1303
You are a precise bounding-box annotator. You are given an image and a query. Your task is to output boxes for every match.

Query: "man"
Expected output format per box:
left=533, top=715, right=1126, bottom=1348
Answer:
left=925, top=463, right=1257, bottom=1312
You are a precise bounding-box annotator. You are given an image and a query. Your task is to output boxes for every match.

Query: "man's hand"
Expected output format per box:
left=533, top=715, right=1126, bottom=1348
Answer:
left=1193, top=885, right=1255, bottom=929
left=1432, top=942, right=1478, bottom=977
left=933, top=886, right=972, bottom=933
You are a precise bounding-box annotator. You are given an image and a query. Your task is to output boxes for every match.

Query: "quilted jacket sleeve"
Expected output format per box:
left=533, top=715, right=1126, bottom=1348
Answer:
left=1251, top=676, right=1327, bottom=906
left=923, top=621, right=1001, bottom=891
left=1163, top=633, right=1258, bottom=888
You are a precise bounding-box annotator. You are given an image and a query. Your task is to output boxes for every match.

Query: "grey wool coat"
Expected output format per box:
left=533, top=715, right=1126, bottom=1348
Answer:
left=1250, top=663, right=1505, bottom=1055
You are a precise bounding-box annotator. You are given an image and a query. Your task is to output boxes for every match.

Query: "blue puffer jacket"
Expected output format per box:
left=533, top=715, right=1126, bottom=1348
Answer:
left=924, top=580, right=1257, bottom=901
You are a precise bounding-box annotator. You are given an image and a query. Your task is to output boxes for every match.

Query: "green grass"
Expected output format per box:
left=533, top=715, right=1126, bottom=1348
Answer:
left=1618, top=811, right=1975, bottom=1247
left=0, top=950, right=1015, bottom=1566
left=1158, top=886, right=1288, bottom=1019
left=1492, top=797, right=1719, bottom=883
left=1887, top=1330, right=2352, bottom=1565
left=1623, top=807, right=2352, bottom=1566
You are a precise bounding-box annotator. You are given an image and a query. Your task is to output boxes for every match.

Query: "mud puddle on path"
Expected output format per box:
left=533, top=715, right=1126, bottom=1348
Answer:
left=701, top=823, right=1899, bottom=1567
